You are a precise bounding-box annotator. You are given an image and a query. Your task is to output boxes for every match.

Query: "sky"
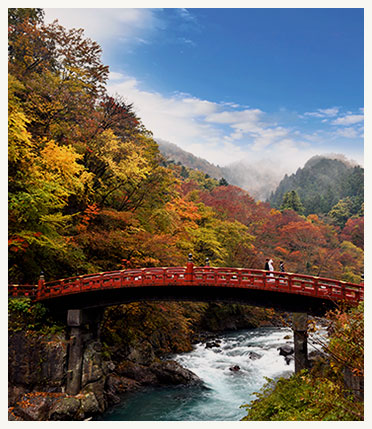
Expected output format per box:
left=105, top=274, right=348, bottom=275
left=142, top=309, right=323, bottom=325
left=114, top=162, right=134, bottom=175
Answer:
left=43, top=5, right=365, bottom=172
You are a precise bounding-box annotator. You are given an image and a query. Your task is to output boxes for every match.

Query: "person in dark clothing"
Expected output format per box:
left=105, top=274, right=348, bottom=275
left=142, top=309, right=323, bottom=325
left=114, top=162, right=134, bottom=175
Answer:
left=264, top=259, right=270, bottom=271
left=279, top=261, right=285, bottom=279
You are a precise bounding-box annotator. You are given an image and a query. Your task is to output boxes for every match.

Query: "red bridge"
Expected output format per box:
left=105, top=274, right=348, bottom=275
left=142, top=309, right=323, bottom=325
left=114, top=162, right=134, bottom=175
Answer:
left=9, top=262, right=363, bottom=316
left=8, top=262, right=364, bottom=395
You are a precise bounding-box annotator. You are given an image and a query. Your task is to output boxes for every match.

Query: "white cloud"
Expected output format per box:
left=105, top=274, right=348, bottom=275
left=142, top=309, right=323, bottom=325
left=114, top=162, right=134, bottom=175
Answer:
left=304, top=107, right=339, bottom=118
left=107, top=72, right=363, bottom=169
left=44, top=8, right=160, bottom=45
left=107, top=75, right=223, bottom=157
left=250, top=127, right=289, bottom=151
left=178, top=9, right=196, bottom=22
left=331, top=114, right=364, bottom=126
left=334, top=127, right=360, bottom=138
left=205, top=109, right=263, bottom=125
left=109, top=71, right=125, bottom=81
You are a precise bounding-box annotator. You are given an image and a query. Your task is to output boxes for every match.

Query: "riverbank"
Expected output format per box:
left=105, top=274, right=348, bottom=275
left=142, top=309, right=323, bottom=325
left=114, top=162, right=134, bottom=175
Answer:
left=8, top=299, right=280, bottom=420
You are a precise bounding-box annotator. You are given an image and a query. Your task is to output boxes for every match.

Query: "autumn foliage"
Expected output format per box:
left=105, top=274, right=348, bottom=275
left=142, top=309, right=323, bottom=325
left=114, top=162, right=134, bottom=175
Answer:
left=8, top=9, right=363, bottom=287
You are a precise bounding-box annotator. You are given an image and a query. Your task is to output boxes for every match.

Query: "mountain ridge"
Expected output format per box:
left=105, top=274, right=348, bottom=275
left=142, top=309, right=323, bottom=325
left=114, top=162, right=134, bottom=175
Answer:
left=156, top=138, right=285, bottom=200
left=156, top=138, right=362, bottom=204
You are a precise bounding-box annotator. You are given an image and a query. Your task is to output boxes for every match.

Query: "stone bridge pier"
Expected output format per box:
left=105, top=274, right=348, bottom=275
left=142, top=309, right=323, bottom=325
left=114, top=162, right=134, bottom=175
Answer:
left=292, top=312, right=309, bottom=373
left=66, top=308, right=104, bottom=395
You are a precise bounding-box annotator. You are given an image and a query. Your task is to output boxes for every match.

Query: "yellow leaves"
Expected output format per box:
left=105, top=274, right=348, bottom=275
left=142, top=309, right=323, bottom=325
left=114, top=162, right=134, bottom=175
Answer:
left=98, top=130, right=151, bottom=181
left=38, top=139, right=93, bottom=196
left=41, top=140, right=82, bottom=175
left=307, top=214, right=319, bottom=223
left=270, top=208, right=281, bottom=216
left=8, top=75, right=36, bottom=165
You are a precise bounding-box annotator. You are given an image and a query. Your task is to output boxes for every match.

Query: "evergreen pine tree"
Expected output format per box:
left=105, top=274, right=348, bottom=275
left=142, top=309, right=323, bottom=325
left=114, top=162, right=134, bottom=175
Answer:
left=280, top=190, right=305, bottom=214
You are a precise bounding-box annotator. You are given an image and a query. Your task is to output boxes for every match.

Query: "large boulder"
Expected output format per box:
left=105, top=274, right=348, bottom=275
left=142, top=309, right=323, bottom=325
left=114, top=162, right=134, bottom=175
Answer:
left=116, top=361, right=158, bottom=385
left=205, top=340, right=221, bottom=349
left=248, top=351, right=262, bottom=360
left=105, top=374, right=141, bottom=405
left=126, top=342, right=155, bottom=365
left=149, top=360, right=202, bottom=385
left=48, top=397, right=81, bottom=421
left=13, top=393, right=58, bottom=421
left=79, top=392, right=101, bottom=416
left=277, top=345, right=294, bottom=357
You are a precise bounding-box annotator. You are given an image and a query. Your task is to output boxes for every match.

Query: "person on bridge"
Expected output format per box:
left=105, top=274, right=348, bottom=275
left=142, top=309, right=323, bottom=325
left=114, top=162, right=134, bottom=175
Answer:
left=267, top=259, right=275, bottom=282
left=264, top=259, right=270, bottom=271
left=279, top=260, right=285, bottom=282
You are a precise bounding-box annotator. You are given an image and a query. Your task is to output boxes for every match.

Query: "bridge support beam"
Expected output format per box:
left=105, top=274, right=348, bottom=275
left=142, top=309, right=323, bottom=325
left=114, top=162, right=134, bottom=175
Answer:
left=292, top=312, right=309, bottom=373
left=66, top=310, right=85, bottom=395
left=66, top=308, right=104, bottom=395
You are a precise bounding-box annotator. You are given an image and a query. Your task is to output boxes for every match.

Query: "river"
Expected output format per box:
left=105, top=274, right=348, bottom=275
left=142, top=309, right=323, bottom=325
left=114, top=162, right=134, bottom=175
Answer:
left=98, top=326, right=324, bottom=421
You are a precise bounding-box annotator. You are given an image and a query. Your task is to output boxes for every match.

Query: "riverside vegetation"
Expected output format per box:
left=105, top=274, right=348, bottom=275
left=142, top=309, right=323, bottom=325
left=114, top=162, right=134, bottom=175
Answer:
left=8, top=8, right=364, bottom=421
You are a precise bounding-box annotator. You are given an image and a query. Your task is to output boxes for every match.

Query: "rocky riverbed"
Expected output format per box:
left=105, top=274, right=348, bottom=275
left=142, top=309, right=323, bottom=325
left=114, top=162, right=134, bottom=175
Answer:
left=8, top=332, right=204, bottom=421
left=8, top=301, right=286, bottom=421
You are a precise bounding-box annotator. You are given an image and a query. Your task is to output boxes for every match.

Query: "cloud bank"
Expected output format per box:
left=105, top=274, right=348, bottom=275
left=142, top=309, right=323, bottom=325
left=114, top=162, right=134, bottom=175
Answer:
left=44, top=8, right=364, bottom=174
left=108, top=72, right=363, bottom=172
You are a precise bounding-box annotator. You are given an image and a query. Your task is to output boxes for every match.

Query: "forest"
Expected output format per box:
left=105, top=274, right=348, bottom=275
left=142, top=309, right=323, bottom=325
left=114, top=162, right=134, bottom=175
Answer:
left=8, top=9, right=363, bottom=285
left=8, top=8, right=364, bottom=422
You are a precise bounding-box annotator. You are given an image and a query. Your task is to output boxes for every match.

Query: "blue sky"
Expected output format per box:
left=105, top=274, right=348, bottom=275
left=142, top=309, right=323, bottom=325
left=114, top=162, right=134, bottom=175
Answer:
left=44, top=6, right=364, bottom=172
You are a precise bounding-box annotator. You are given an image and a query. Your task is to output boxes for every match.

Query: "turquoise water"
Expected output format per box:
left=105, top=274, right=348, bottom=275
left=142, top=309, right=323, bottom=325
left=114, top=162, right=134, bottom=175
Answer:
left=98, top=326, right=305, bottom=421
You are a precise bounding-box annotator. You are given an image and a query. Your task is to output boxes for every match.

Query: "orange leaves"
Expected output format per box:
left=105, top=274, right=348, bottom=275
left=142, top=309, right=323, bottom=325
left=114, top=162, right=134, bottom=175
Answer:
left=275, top=246, right=290, bottom=256
left=166, top=197, right=201, bottom=230
left=76, top=203, right=100, bottom=233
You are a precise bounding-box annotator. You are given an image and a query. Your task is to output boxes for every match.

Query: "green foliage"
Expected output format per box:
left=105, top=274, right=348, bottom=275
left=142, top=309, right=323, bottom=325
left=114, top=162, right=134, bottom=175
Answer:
left=269, top=157, right=364, bottom=216
left=328, top=197, right=358, bottom=228
left=241, top=371, right=363, bottom=421
left=241, top=305, right=364, bottom=421
left=187, top=170, right=219, bottom=191
left=218, top=177, right=229, bottom=186
left=280, top=190, right=305, bottom=214
left=101, top=302, right=207, bottom=357
left=8, top=298, right=64, bottom=334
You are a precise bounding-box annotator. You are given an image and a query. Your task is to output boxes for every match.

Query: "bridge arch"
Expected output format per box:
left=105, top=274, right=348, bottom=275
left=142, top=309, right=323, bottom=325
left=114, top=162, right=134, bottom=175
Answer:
left=10, top=264, right=363, bottom=315
left=9, top=263, right=363, bottom=396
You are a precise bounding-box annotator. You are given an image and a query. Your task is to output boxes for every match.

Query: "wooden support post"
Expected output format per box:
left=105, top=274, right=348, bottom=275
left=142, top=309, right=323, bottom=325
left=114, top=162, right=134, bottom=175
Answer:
left=292, top=312, right=309, bottom=373
left=185, top=253, right=194, bottom=282
left=37, top=272, right=45, bottom=299
left=66, top=309, right=85, bottom=395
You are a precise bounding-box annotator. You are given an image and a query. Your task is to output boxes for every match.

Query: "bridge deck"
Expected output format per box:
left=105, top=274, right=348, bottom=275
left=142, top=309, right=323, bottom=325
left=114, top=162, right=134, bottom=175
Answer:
left=9, top=266, right=363, bottom=313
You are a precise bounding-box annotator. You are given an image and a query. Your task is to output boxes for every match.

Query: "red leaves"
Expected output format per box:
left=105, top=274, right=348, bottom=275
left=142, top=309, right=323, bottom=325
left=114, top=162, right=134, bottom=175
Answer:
left=8, top=236, right=30, bottom=253
left=340, top=217, right=364, bottom=249
left=76, top=203, right=100, bottom=232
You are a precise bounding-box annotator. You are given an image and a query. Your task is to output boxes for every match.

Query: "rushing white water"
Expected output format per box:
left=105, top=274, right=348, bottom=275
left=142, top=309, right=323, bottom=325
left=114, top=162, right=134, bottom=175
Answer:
left=100, top=326, right=326, bottom=421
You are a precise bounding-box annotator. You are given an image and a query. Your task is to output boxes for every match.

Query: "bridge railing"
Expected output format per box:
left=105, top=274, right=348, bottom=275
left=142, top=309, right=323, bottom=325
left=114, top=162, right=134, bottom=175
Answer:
left=9, top=266, right=363, bottom=305
left=8, top=284, right=37, bottom=298
left=191, top=267, right=363, bottom=304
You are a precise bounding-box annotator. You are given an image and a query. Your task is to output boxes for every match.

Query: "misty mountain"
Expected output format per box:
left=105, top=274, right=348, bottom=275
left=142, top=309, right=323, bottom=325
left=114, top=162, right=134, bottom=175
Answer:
left=268, top=156, right=364, bottom=215
left=156, top=139, right=223, bottom=180
left=156, top=138, right=284, bottom=200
